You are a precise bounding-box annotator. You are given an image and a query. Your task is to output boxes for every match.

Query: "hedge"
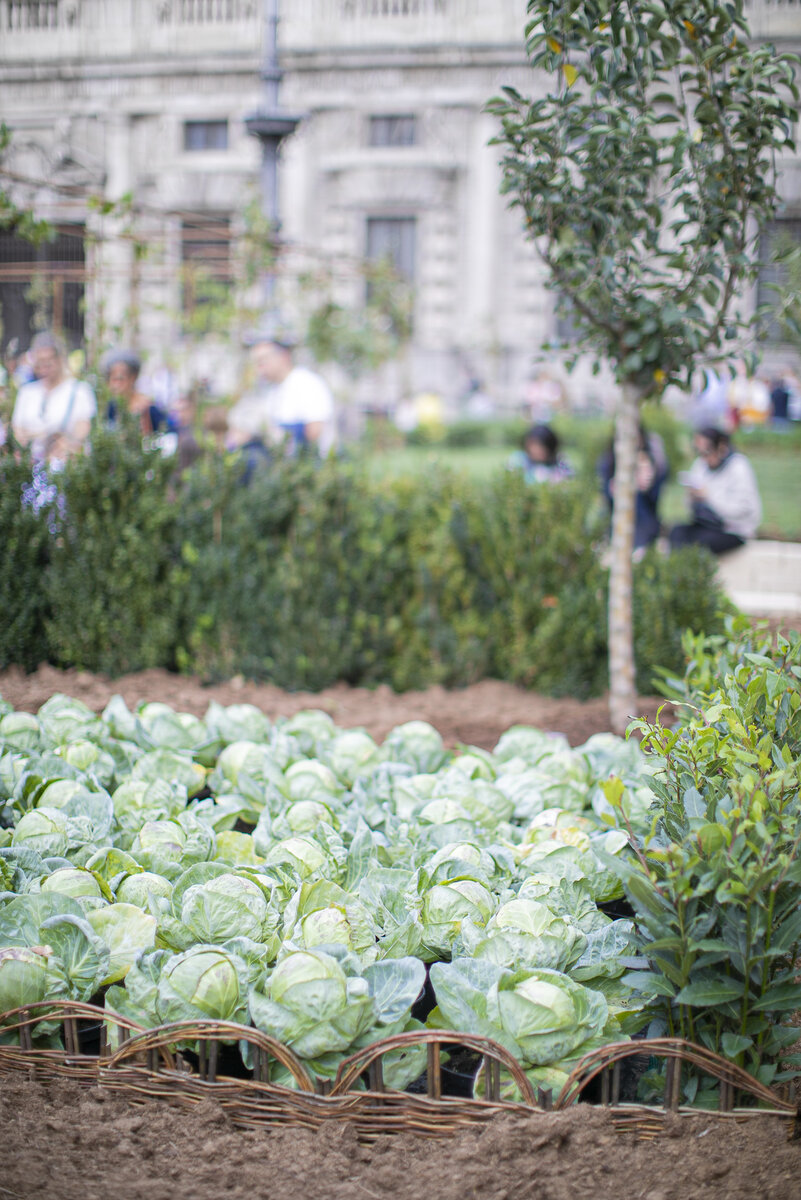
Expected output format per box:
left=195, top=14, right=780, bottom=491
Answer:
left=0, top=422, right=729, bottom=694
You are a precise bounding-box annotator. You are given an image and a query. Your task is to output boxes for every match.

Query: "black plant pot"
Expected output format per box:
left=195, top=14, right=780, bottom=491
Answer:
left=76, top=1020, right=104, bottom=1056
left=180, top=1042, right=252, bottom=1080
left=597, top=897, right=636, bottom=921
left=411, top=966, right=437, bottom=1023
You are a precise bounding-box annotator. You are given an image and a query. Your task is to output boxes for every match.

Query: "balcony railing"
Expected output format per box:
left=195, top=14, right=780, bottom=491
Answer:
left=0, top=0, right=260, bottom=58
left=1, top=0, right=797, bottom=62
left=4, top=0, right=70, bottom=28
left=281, top=0, right=526, bottom=49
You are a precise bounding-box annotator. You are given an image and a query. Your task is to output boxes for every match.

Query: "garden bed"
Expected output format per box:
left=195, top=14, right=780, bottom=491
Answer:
left=0, top=665, right=669, bottom=750
left=2, top=648, right=800, bottom=1200
left=3, top=1073, right=800, bottom=1200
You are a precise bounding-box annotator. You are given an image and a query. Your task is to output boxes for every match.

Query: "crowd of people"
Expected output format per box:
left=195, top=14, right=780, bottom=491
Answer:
left=0, top=329, right=335, bottom=478
left=508, top=417, right=762, bottom=558
left=691, top=361, right=801, bottom=431
left=0, top=333, right=776, bottom=558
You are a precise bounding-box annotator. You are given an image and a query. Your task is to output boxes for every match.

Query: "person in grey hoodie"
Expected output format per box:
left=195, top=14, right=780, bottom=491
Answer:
left=669, top=427, right=761, bottom=554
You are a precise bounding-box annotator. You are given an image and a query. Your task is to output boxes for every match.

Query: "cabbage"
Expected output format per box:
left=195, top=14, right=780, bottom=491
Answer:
left=204, top=701, right=271, bottom=747
left=12, top=808, right=70, bottom=858
left=493, top=727, right=570, bottom=764
left=281, top=710, right=337, bottom=755
left=87, top=903, right=158, bottom=985
left=37, top=695, right=100, bottom=744
left=431, top=958, right=609, bottom=1067
left=284, top=759, right=339, bottom=801
left=381, top=721, right=448, bottom=774
left=156, top=945, right=249, bottom=1023
left=54, top=739, right=115, bottom=786
left=213, top=830, right=264, bottom=865
left=40, top=867, right=108, bottom=911
left=178, top=873, right=278, bottom=948
left=0, top=946, right=50, bottom=1011
left=281, top=880, right=378, bottom=963
left=112, top=779, right=187, bottom=837
left=116, top=871, right=174, bottom=915
left=0, top=712, right=41, bottom=752
left=213, top=741, right=284, bottom=793
left=136, top=703, right=209, bottom=753
left=420, top=878, right=496, bottom=959
left=36, top=780, right=91, bottom=810
left=462, top=897, right=587, bottom=972
left=132, top=750, right=206, bottom=798
left=323, top=730, right=379, bottom=786
left=249, top=948, right=424, bottom=1080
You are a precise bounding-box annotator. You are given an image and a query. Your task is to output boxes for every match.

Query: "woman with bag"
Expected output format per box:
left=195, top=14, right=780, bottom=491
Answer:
left=11, top=332, right=96, bottom=467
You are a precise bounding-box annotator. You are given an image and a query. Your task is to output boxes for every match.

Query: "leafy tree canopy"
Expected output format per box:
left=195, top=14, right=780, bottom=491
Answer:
left=488, top=0, right=798, bottom=393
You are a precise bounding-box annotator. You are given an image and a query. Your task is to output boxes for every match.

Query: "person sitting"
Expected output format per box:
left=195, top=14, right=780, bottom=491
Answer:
left=508, top=423, right=573, bottom=483
left=104, top=350, right=169, bottom=435
left=11, top=332, right=96, bottom=466
left=597, top=425, right=668, bottom=551
left=669, top=427, right=761, bottom=554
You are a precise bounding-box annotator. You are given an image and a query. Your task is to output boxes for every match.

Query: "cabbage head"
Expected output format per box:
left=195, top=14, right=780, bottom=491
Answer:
left=156, top=944, right=249, bottom=1024
left=461, top=897, right=587, bottom=973
left=420, top=877, right=496, bottom=960
left=178, top=873, right=279, bottom=950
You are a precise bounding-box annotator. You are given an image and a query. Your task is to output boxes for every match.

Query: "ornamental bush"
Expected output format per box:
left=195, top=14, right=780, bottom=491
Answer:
left=0, top=433, right=728, bottom=692
left=608, top=620, right=801, bottom=1094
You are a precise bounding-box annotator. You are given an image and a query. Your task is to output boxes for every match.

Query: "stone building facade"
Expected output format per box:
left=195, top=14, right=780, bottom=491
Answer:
left=1, top=0, right=799, bottom=408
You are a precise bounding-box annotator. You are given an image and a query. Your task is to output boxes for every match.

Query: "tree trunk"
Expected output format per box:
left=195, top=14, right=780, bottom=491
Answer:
left=607, top=381, right=640, bottom=735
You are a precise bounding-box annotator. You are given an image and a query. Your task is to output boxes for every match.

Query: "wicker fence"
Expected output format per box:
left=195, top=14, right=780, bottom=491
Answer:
left=1, top=1001, right=797, bottom=1141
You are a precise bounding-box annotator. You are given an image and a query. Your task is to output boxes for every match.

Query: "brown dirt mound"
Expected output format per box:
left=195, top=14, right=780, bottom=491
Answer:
left=1, top=1076, right=798, bottom=1200
left=0, top=664, right=672, bottom=748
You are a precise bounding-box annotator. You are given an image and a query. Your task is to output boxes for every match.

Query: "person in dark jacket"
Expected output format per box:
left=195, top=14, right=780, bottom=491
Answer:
left=105, top=351, right=169, bottom=435
left=597, top=425, right=668, bottom=550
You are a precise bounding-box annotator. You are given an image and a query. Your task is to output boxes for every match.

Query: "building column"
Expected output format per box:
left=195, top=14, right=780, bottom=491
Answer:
left=94, top=112, right=134, bottom=350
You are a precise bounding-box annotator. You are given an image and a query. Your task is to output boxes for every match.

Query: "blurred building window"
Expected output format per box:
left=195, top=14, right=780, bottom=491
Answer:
left=183, top=120, right=229, bottom=151
left=366, top=217, right=416, bottom=284
left=180, top=214, right=232, bottom=315
left=0, top=223, right=85, bottom=349
left=368, top=115, right=417, bottom=147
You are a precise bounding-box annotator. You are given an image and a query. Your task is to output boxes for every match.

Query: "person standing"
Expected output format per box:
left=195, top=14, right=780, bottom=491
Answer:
left=249, top=333, right=335, bottom=456
left=104, top=350, right=169, bottom=436
left=669, top=427, right=761, bottom=554
left=11, top=332, right=96, bottom=466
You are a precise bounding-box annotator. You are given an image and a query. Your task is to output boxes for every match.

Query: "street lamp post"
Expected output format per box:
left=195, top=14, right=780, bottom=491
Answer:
left=245, top=0, right=303, bottom=308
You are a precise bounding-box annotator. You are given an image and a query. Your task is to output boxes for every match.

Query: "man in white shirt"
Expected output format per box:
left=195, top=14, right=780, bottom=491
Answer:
left=12, top=332, right=96, bottom=465
left=250, top=335, right=335, bottom=457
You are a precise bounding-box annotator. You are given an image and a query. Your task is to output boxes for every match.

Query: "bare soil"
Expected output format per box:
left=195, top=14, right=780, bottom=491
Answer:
left=4, top=665, right=795, bottom=1198
left=1, top=1076, right=798, bottom=1200
left=0, top=664, right=673, bottom=749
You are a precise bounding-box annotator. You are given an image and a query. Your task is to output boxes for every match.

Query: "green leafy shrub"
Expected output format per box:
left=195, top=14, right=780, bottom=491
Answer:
left=44, top=419, right=183, bottom=674
left=441, top=421, right=491, bottom=448
left=478, top=474, right=606, bottom=689
left=0, top=431, right=728, bottom=695
left=606, top=620, right=801, bottom=1091
left=0, top=446, right=53, bottom=671
left=632, top=546, right=732, bottom=694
